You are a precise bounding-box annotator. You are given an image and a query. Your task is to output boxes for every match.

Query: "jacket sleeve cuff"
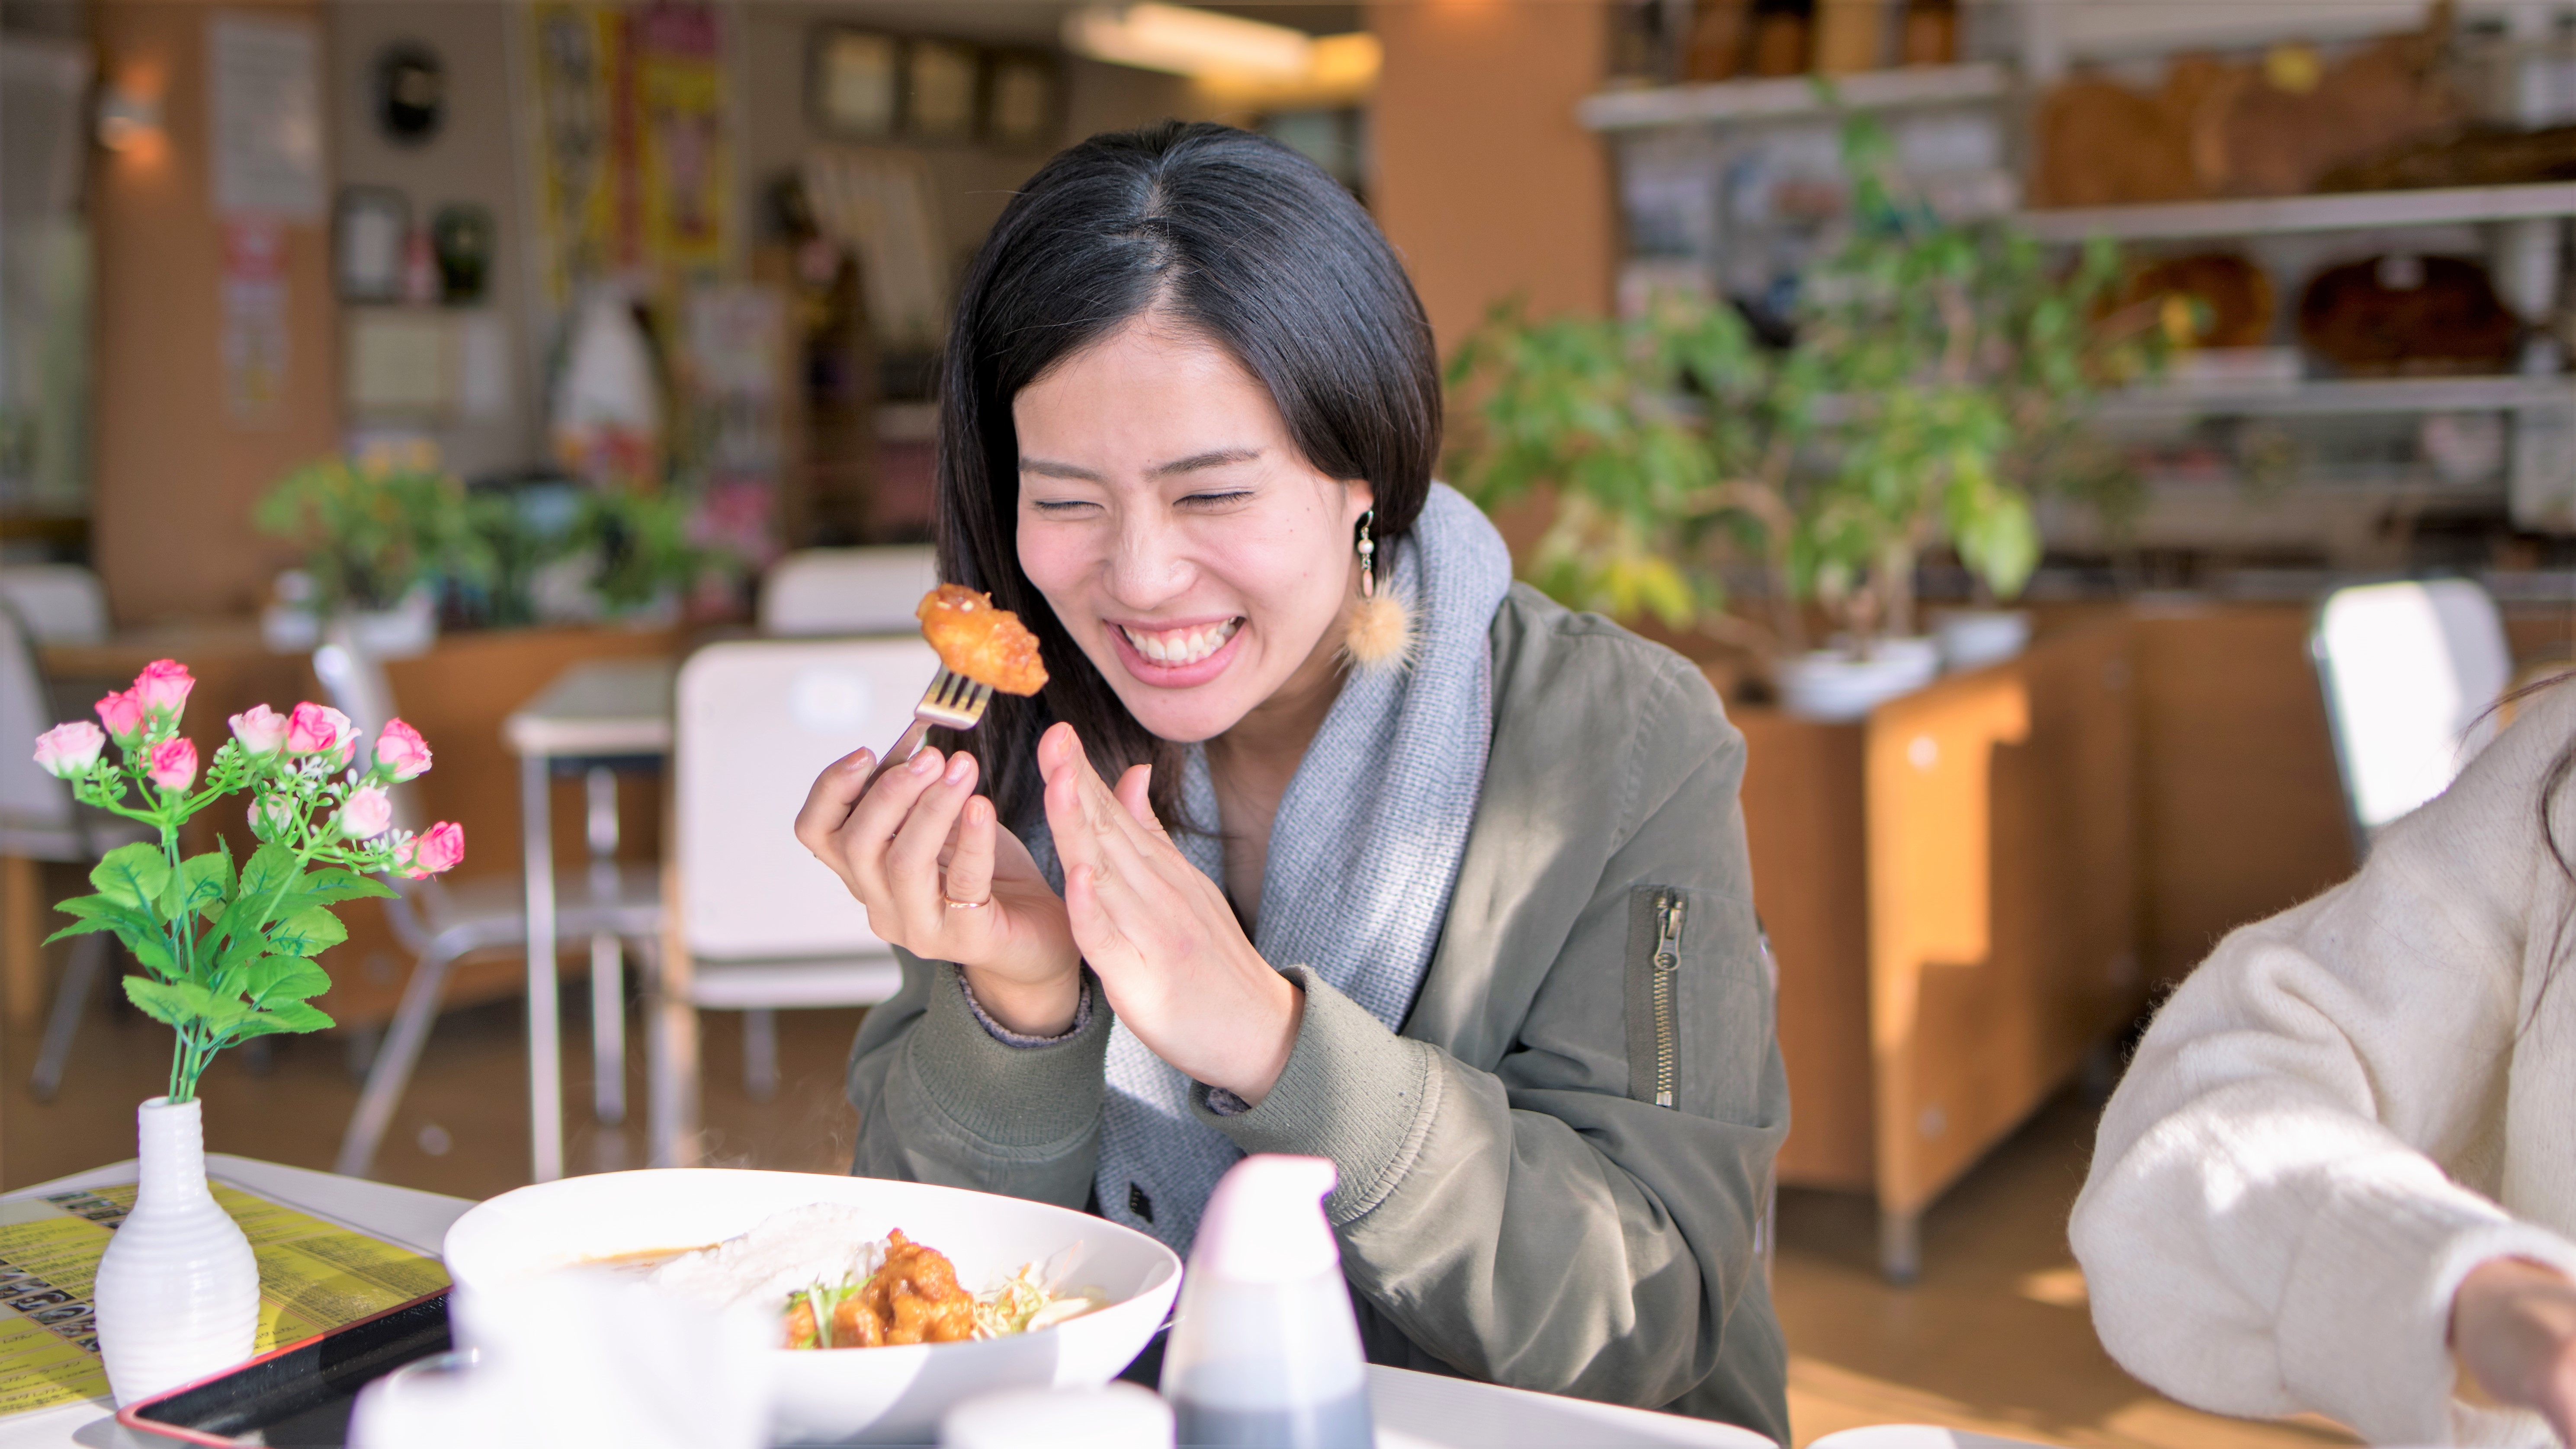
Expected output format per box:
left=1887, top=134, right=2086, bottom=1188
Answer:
left=2275, top=1154, right=2576, bottom=1443
left=1189, top=967, right=1438, bottom=1226
left=905, top=961, right=1111, bottom=1151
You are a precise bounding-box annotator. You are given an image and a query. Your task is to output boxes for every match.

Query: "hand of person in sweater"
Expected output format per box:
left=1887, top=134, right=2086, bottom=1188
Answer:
left=2451, top=1257, right=2576, bottom=1441
left=796, top=744, right=1083, bottom=1036
left=1036, top=721, right=1303, bottom=1103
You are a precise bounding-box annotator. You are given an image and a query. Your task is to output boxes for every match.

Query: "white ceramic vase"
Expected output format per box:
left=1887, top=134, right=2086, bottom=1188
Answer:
left=93, top=1097, right=258, bottom=1406
left=1775, top=637, right=1941, bottom=721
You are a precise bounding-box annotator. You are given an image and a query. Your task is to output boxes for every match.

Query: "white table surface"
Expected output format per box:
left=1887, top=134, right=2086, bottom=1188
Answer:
left=501, top=660, right=677, bottom=757
left=0, top=1157, right=1775, bottom=1449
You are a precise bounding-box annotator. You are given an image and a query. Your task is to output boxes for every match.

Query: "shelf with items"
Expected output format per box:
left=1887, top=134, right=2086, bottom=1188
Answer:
left=1578, top=61, right=2010, bottom=131
left=2019, top=182, right=2576, bottom=244
left=2098, top=372, right=2576, bottom=420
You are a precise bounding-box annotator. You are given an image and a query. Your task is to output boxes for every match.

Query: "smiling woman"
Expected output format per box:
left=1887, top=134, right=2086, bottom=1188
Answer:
left=789, top=121, right=1790, bottom=1441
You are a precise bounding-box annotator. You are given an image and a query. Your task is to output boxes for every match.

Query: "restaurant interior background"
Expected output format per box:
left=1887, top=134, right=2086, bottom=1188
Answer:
left=6, top=0, right=2575, bottom=1442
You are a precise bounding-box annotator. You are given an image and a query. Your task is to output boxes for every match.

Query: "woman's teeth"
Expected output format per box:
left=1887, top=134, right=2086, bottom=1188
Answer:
left=1121, top=618, right=1241, bottom=667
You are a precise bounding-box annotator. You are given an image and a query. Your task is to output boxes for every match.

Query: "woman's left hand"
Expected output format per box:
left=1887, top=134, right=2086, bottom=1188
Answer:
left=1036, top=721, right=1302, bottom=1104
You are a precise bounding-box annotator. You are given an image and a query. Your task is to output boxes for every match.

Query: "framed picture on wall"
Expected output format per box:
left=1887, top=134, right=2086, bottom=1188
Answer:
left=987, top=53, right=1058, bottom=148
left=906, top=38, right=980, bottom=141
left=814, top=28, right=898, bottom=139
left=334, top=186, right=410, bottom=302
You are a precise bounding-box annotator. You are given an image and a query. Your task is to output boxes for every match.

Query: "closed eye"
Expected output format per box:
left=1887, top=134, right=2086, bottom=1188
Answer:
left=1179, top=489, right=1255, bottom=510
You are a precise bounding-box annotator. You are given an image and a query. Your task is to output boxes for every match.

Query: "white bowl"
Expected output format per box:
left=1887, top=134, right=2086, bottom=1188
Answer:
left=442, top=1170, right=1183, bottom=1446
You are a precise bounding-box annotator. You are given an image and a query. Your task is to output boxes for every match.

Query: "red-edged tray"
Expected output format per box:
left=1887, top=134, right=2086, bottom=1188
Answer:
left=113, top=1290, right=450, bottom=1447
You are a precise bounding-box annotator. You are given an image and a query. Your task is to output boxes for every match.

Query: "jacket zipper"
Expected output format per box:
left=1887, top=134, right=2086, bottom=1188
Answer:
left=1651, top=891, right=1685, bottom=1108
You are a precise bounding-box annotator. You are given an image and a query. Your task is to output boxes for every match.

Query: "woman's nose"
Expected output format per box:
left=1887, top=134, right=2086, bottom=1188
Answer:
left=1105, top=512, right=1193, bottom=608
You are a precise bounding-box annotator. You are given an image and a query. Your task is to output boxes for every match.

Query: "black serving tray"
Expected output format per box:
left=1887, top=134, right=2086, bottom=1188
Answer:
left=115, top=1291, right=451, bottom=1447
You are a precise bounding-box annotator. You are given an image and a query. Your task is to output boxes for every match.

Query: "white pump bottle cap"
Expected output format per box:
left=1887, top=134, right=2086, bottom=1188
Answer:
left=1191, top=1154, right=1339, bottom=1284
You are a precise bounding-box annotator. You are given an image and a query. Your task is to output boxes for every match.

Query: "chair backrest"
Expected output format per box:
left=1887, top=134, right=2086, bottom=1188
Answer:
left=2311, top=577, right=2515, bottom=844
left=0, top=564, right=108, bottom=645
left=757, top=547, right=938, bottom=637
left=0, top=600, right=74, bottom=830
left=675, top=637, right=938, bottom=960
left=311, top=635, right=424, bottom=833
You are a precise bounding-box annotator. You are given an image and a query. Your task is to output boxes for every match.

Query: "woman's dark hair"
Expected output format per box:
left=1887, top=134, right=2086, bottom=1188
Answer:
left=928, top=120, right=1442, bottom=831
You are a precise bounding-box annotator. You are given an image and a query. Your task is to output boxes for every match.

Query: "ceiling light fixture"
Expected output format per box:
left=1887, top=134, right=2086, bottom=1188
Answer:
left=1062, top=3, right=1315, bottom=82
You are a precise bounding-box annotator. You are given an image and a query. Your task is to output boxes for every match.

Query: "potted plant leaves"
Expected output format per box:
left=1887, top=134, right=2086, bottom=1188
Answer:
left=1447, top=114, right=2161, bottom=719
left=255, top=442, right=491, bottom=656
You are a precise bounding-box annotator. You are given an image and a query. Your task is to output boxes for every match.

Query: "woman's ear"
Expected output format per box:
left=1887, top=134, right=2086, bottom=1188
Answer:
left=1346, top=479, right=1376, bottom=526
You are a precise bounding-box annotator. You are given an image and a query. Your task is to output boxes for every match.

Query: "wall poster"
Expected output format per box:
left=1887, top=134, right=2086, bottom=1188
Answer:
left=523, top=2, right=733, bottom=308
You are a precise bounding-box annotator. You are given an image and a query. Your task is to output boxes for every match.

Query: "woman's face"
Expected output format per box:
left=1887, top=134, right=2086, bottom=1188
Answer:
left=1013, top=314, right=1373, bottom=745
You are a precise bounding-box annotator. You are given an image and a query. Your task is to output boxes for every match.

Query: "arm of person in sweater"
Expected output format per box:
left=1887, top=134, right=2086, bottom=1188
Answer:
left=844, top=946, right=1110, bottom=1208
left=1188, top=658, right=1788, bottom=1439
left=2071, top=685, right=2576, bottom=1446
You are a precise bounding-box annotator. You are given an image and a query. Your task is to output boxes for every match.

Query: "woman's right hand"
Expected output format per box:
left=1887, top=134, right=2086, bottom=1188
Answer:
left=795, top=744, right=1084, bottom=1035
left=2452, top=1257, right=2576, bottom=1442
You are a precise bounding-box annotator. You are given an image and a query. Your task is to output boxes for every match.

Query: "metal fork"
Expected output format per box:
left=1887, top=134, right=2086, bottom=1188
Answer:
left=863, top=667, right=993, bottom=789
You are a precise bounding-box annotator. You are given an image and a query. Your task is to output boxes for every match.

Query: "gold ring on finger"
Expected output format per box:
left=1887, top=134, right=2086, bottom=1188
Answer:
left=943, top=895, right=990, bottom=910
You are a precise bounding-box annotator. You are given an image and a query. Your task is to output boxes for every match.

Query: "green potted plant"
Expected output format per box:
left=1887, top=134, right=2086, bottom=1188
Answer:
left=1447, top=115, right=2162, bottom=718
left=255, top=442, right=491, bottom=656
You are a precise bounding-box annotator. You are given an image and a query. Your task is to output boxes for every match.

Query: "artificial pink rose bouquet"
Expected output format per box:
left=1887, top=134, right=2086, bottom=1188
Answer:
left=34, top=659, right=463, bottom=1103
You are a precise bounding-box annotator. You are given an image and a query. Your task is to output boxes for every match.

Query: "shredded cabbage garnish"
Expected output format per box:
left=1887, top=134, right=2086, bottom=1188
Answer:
left=972, top=1263, right=1056, bottom=1339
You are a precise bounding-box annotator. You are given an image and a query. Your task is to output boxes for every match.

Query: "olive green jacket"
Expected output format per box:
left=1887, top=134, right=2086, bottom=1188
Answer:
left=844, top=583, right=1790, bottom=1443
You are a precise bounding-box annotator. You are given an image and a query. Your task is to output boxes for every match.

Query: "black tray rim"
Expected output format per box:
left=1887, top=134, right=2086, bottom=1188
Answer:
left=111, top=1287, right=450, bottom=1448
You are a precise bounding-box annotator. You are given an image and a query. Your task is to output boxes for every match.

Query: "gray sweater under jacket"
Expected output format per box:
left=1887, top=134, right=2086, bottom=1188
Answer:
left=843, top=583, right=1791, bottom=1443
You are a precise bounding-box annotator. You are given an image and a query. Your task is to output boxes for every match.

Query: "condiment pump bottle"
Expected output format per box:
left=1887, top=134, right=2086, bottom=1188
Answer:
left=1161, top=1154, right=1376, bottom=1449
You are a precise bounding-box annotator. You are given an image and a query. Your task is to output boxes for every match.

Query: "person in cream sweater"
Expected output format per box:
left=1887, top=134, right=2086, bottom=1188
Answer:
left=2074, top=679, right=2576, bottom=1446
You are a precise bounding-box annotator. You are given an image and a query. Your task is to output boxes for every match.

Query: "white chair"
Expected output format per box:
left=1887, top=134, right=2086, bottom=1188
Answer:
left=654, top=638, right=921, bottom=1164
left=312, top=638, right=665, bottom=1179
left=0, top=564, right=109, bottom=645
left=2311, top=577, right=2515, bottom=850
left=757, top=547, right=938, bottom=636
left=0, top=597, right=151, bottom=1100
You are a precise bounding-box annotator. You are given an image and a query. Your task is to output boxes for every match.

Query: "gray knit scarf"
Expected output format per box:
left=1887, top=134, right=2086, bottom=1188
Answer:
left=1020, top=484, right=1513, bottom=1253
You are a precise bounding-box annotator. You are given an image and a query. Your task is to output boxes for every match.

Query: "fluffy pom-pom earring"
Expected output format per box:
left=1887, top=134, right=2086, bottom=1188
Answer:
left=1341, top=508, right=1415, bottom=671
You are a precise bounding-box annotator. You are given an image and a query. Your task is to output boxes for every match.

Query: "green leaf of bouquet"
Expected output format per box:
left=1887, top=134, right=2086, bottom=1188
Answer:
left=42, top=915, right=117, bottom=945
left=178, top=852, right=234, bottom=922
left=291, top=868, right=395, bottom=907
left=264, top=906, right=347, bottom=958
left=245, top=955, right=332, bottom=1004
left=90, top=843, right=169, bottom=908
left=237, top=843, right=300, bottom=904
left=122, top=976, right=215, bottom=1030
left=233, top=1000, right=334, bottom=1039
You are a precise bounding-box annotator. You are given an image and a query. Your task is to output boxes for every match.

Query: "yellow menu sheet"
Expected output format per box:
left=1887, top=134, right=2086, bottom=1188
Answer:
left=0, top=1180, right=451, bottom=1417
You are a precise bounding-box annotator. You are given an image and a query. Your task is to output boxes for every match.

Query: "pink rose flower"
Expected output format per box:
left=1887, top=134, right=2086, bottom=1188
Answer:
left=286, top=702, right=354, bottom=762
left=33, top=721, right=105, bottom=779
left=373, top=718, right=433, bottom=781
left=96, top=689, right=146, bottom=743
left=395, top=821, right=465, bottom=878
left=228, top=704, right=289, bottom=756
left=132, top=660, right=194, bottom=720
left=148, top=737, right=197, bottom=792
left=249, top=793, right=293, bottom=840
left=337, top=785, right=393, bottom=840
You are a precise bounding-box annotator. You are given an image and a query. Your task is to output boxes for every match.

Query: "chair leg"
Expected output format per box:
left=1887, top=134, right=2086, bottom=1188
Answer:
left=337, top=944, right=463, bottom=1180
left=30, top=933, right=109, bottom=1103
left=590, top=934, right=625, bottom=1125
left=743, top=1008, right=779, bottom=1103
left=643, top=938, right=701, bottom=1169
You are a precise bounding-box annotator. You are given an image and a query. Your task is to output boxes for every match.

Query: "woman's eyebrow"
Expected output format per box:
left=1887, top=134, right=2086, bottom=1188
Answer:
left=1152, top=447, right=1262, bottom=477
left=1020, top=457, right=1106, bottom=481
